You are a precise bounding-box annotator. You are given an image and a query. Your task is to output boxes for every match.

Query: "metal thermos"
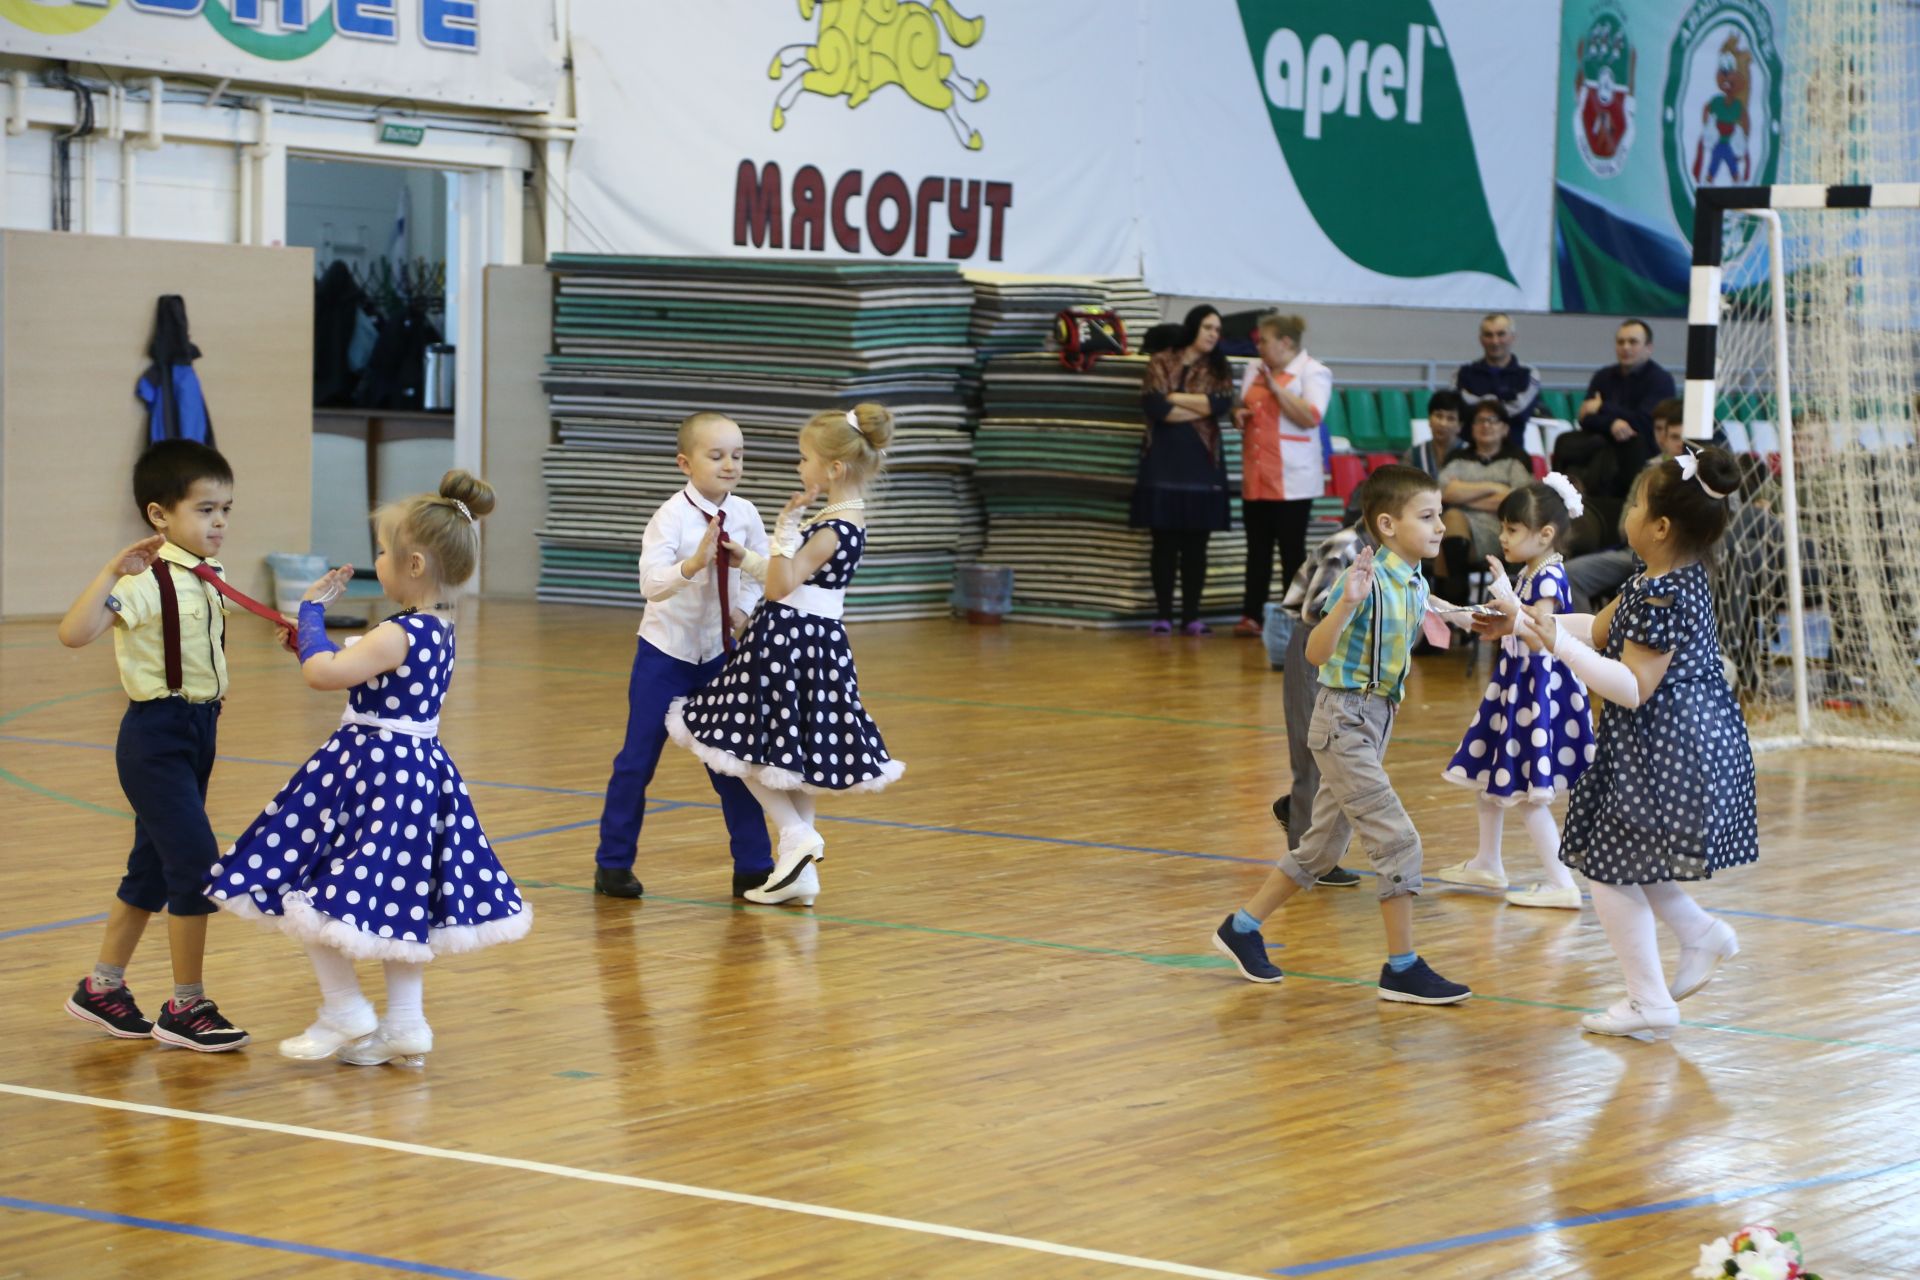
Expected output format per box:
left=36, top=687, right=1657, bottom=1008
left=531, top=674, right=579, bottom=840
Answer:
left=424, top=343, right=456, bottom=411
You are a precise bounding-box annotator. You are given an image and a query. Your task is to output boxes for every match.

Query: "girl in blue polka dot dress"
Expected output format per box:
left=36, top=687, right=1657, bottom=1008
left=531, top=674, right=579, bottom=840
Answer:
left=667, top=404, right=906, bottom=908
left=206, top=471, right=529, bottom=1067
left=1436, top=475, right=1595, bottom=910
left=1489, top=447, right=1756, bottom=1044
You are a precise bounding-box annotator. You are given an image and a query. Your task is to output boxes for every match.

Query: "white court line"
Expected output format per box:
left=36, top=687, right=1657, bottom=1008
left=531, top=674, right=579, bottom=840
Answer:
left=0, top=1082, right=1264, bottom=1280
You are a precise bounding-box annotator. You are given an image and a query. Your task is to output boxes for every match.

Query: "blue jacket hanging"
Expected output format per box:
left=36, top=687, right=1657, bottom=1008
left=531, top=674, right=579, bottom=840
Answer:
left=138, top=295, right=215, bottom=446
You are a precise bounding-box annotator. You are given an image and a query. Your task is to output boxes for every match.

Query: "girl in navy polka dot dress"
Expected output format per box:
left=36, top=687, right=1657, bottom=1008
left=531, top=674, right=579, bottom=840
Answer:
left=1488, top=448, right=1755, bottom=1043
left=667, top=403, right=905, bottom=907
left=206, top=471, right=529, bottom=1067
left=1436, top=475, right=1596, bottom=910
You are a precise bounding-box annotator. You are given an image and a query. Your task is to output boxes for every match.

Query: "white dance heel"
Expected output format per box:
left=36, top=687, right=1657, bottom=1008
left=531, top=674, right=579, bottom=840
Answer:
left=278, top=999, right=378, bottom=1060
left=1670, top=920, right=1740, bottom=1002
left=745, top=829, right=824, bottom=905
left=338, top=1021, right=433, bottom=1068
left=1579, top=998, right=1680, bottom=1043
left=746, top=860, right=819, bottom=906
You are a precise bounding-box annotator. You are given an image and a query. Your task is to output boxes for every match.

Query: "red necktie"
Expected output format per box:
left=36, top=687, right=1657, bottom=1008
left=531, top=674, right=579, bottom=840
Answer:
left=686, top=497, right=735, bottom=654
left=189, top=562, right=300, bottom=654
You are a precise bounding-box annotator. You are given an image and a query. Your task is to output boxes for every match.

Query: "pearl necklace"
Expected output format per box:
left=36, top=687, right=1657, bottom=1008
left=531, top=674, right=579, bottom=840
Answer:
left=805, top=498, right=867, bottom=525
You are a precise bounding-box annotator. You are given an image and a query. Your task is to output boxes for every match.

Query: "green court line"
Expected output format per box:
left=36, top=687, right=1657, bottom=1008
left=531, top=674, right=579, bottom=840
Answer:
left=517, top=878, right=1920, bottom=1059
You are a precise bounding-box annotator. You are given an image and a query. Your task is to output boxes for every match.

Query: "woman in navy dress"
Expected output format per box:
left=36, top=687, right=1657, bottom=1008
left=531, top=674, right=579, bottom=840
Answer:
left=668, top=404, right=904, bottom=908
left=1132, top=305, right=1234, bottom=634
left=1492, top=450, right=1757, bottom=1043
left=208, top=472, right=528, bottom=1067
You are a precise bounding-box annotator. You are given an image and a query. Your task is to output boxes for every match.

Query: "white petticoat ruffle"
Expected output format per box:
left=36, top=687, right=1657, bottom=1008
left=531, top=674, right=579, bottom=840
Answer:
left=665, top=698, right=905, bottom=795
left=212, top=885, right=532, bottom=963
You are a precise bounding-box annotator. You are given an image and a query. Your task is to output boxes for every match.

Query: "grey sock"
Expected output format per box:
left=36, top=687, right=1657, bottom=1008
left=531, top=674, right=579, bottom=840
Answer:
left=90, top=963, right=127, bottom=991
left=173, top=982, right=206, bottom=1008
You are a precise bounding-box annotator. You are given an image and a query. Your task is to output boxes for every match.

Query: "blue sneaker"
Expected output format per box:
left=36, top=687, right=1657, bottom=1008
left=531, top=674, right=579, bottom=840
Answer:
left=1212, top=917, right=1284, bottom=983
left=1377, top=958, right=1471, bottom=1005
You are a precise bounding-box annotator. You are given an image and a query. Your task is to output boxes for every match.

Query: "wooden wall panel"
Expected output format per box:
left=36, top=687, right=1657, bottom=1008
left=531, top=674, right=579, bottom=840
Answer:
left=0, top=230, right=312, bottom=618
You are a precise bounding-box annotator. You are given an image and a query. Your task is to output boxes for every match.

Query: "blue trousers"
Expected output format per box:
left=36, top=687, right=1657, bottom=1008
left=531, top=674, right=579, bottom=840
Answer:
left=595, top=637, right=772, bottom=874
left=115, top=698, right=221, bottom=916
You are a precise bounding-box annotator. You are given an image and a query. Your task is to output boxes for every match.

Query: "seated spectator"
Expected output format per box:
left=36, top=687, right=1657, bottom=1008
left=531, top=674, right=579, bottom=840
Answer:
left=1405, top=389, right=1463, bottom=480
left=1437, top=402, right=1533, bottom=604
left=1563, top=319, right=1676, bottom=503
left=1562, top=396, right=1687, bottom=557
left=1452, top=312, right=1542, bottom=434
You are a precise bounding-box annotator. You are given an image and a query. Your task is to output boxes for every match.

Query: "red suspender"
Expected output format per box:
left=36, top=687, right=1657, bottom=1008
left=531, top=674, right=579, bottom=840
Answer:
left=152, top=562, right=184, bottom=696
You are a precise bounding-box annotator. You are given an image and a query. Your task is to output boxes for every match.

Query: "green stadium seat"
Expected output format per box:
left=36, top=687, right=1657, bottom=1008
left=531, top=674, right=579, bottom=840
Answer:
left=1541, top=389, right=1578, bottom=422
left=1321, top=387, right=1348, bottom=443
left=1343, top=388, right=1387, bottom=453
left=1376, top=388, right=1413, bottom=452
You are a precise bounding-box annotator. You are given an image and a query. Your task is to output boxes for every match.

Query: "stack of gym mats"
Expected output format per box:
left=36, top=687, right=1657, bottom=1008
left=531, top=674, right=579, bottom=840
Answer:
left=538, top=256, right=984, bottom=620
left=974, top=353, right=1250, bottom=626
left=964, top=272, right=1162, bottom=357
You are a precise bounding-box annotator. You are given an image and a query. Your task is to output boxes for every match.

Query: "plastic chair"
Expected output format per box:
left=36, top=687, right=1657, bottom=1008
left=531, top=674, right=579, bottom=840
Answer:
left=1530, top=455, right=1549, bottom=479
left=1344, top=388, right=1386, bottom=453
left=1376, top=388, right=1414, bottom=452
left=1329, top=455, right=1369, bottom=503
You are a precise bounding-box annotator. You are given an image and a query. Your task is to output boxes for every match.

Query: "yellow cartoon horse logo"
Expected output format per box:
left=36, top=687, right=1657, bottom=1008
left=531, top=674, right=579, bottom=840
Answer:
left=769, top=0, right=989, bottom=150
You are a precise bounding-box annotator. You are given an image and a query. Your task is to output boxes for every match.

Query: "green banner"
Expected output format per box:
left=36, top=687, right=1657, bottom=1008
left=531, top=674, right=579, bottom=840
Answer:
left=1553, top=0, right=1784, bottom=314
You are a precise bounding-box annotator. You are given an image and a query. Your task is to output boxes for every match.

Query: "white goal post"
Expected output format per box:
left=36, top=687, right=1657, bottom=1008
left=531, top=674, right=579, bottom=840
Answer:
left=1684, top=183, right=1920, bottom=753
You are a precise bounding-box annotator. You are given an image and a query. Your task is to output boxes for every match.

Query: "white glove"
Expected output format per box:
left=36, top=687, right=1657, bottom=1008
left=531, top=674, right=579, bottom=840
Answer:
left=1551, top=622, right=1644, bottom=708
left=738, top=549, right=770, bottom=582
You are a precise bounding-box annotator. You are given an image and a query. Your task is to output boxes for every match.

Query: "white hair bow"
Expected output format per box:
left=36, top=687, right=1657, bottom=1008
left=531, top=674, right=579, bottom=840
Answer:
left=1541, top=470, right=1584, bottom=520
left=1676, top=448, right=1730, bottom=499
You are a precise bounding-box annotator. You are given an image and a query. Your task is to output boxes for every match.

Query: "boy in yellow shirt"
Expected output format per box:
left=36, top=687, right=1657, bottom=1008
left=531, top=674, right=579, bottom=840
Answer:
left=57, top=441, right=250, bottom=1051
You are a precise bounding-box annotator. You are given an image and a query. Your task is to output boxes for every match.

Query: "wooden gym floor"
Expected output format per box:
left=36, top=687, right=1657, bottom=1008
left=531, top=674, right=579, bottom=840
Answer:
left=1, top=601, right=1916, bottom=1279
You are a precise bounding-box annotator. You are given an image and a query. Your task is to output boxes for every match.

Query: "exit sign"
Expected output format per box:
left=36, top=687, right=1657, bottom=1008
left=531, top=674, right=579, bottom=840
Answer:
left=380, top=121, right=426, bottom=147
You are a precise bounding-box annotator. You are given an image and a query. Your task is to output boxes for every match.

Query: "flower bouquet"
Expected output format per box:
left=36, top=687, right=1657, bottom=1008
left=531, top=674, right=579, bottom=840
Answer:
left=1693, top=1226, right=1822, bottom=1279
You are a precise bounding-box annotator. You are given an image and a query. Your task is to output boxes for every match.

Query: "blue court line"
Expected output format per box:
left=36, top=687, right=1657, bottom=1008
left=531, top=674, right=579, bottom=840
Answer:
left=5, top=735, right=1915, bottom=939
left=0, top=913, right=109, bottom=943
left=0, top=1194, right=510, bottom=1278
left=1267, top=1155, right=1920, bottom=1275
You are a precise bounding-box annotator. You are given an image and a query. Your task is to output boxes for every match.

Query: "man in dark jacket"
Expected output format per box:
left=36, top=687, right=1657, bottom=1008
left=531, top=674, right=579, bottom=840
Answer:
left=1452, top=312, right=1541, bottom=435
left=1575, top=318, right=1676, bottom=493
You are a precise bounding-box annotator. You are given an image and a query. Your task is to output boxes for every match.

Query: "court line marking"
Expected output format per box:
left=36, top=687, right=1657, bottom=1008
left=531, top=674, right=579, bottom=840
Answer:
left=0, top=1194, right=506, bottom=1279
left=1265, top=1154, right=1920, bottom=1275
left=0, top=913, right=109, bottom=943
left=4, top=730, right=1916, bottom=939
left=522, top=879, right=1920, bottom=1060
left=0, top=1082, right=1266, bottom=1280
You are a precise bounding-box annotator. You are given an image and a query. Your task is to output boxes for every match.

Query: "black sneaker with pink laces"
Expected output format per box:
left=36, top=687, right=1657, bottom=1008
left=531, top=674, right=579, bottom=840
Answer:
left=152, top=997, right=250, bottom=1052
left=64, top=978, right=154, bottom=1038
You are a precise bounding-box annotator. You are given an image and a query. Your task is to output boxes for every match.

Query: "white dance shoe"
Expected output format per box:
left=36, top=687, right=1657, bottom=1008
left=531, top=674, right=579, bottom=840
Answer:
left=338, top=1021, right=433, bottom=1067
left=278, top=1000, right=378, bottom=1060
left=1670, top=919, right=1740, bottom=1002
left=1431, top=861, right=1508, bottom=890
left=1505, top=883, right=1582, bottom=910
left=746, top=829, right=823, bottom=905
left=745, top=859, right=819, bottom=907
left=1579, top=998, right=1680, bottom=1043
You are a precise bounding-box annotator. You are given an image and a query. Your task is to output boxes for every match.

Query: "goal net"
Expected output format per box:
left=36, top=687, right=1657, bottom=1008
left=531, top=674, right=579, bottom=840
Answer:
left=1690, top=2, right=1920, bottom=750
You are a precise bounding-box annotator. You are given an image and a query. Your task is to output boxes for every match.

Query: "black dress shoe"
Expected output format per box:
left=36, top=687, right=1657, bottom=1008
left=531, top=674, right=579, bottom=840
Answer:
left=594, top=867, right=643, bottom=899
left=1271, top=796, right=1290, bottom=833
left=1316, top=866, right=1363, bottom=888
left=732, top=869, right=772, bottom=899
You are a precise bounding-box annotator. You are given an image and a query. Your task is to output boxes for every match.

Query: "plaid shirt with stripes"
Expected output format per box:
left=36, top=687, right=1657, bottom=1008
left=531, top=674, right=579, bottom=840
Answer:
left=1314, top=548, right=1429, bottom=704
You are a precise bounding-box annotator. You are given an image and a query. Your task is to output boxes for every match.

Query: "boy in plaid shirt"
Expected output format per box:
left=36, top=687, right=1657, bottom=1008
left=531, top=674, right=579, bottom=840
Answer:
left=1214, top=466, right=1473, bottom=1005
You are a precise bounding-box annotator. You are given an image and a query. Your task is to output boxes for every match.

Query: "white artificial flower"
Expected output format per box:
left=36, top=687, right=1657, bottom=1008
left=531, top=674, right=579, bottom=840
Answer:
left=1733, top=1250, right=1791, bottom=1280
left=1695, top=1239, right=1736, bottom=1278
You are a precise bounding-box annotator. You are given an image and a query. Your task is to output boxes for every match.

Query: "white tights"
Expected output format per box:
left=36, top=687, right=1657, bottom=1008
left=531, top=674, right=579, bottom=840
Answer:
left=303, top=943, right=427, bottom=1032
left=1468, top=797, right=1574, bottom=889
left=746, top=778, right=816, bottom=843
left=1586, top=880, right=1719, bottom=1011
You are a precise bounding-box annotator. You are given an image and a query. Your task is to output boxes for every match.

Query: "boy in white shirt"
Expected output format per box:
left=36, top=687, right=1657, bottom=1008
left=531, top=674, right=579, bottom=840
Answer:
left=593, top=413, right=773, bottom=899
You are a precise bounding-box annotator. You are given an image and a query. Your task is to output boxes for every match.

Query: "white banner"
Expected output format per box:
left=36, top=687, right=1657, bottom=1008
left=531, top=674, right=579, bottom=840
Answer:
left=0, top=0, right=561, bottom=113
left=1140, top=0, right=1558, bottom=309
left=565, top=0, right=1139, bottom=273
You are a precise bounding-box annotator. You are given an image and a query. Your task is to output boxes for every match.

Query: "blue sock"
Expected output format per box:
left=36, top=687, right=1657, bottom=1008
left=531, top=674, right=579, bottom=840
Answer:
left=1231, top=908, right=1262, bottom=934
left=1387, top=951, right=1418, bottom=973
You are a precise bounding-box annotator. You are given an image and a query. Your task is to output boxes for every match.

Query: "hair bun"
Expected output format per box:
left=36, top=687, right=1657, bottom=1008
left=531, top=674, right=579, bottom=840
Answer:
left=850, top=402, right=895, bottom=452
left=1694, top=447, right=1740, bottom=500
left=438, top=469, right=496, bottom=520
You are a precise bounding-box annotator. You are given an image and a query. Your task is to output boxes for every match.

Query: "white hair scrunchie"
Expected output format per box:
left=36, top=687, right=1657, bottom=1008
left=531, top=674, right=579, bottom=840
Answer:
left=1541, top=470, right=1584, bottom=520
left=1676, top=448, right=1730, bottom=499
left=845, top=409, right=862, bottom=432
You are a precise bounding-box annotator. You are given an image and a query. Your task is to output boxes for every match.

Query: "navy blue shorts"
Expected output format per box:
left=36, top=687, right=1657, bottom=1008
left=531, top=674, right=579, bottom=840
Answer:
left=114, top=698, right=221, bottom=916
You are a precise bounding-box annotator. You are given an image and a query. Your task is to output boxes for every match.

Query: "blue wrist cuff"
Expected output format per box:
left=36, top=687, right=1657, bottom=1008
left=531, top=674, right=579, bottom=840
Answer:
left=297, top=601, right=338, bottom=662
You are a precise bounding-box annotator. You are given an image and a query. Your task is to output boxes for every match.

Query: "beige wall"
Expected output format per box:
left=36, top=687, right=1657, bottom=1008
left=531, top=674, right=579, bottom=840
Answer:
left=480, top=264, right=551, bottom=599
left=0, top=231, right=312, bottom=618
